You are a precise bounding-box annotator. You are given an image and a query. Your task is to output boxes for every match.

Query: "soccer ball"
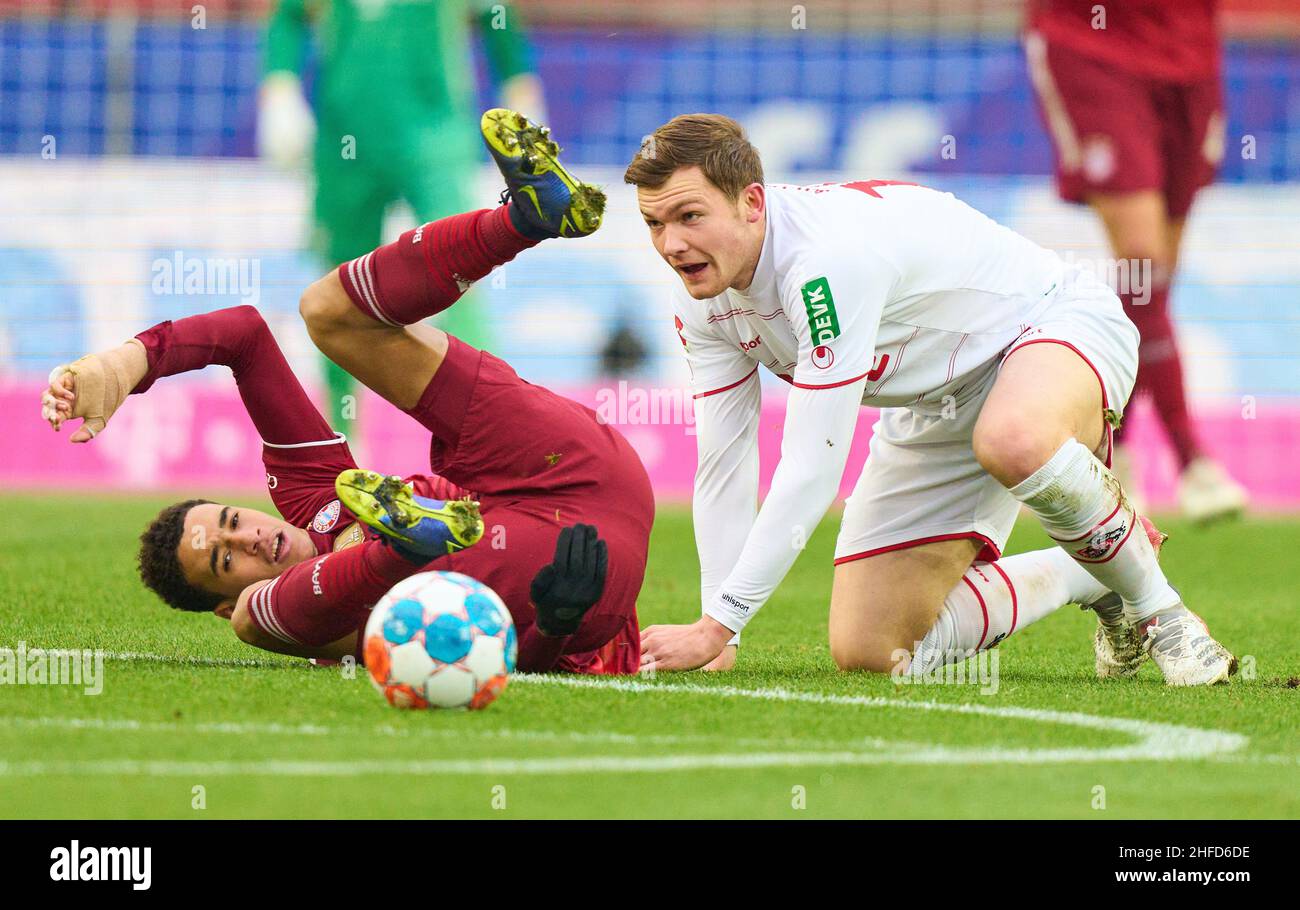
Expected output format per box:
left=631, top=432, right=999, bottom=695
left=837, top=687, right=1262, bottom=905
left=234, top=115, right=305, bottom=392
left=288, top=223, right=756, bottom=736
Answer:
left=362, top=571, right=517, bottom=710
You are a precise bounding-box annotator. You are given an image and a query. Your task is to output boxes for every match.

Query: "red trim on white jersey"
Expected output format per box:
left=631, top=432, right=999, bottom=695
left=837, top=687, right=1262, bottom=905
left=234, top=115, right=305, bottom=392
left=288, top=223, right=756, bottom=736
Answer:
left=945, top=333, right=970, bottom=384
left=833, top=531, right=1002, bottom=567
left=704, top=307, right=746, bottom=323
left=866, top=327, right=919, bottom=399
left=706, top=307, right=784, bottom=324
left=790, top=370, right=870, bottom=390
left=693, top=366, right=758, bottom=400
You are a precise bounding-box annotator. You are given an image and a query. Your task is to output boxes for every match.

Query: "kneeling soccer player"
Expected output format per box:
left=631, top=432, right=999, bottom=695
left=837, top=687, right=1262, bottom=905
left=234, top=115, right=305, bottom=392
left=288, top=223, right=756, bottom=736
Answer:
left=42, top=114, right=653, bottom=674
left=629, top=113, right=1236, bottom=686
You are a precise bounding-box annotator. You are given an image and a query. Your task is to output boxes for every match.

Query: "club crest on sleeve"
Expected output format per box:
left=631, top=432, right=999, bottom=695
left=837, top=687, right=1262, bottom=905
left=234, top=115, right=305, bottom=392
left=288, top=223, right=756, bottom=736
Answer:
left=312, top=499, right=342, bottom=533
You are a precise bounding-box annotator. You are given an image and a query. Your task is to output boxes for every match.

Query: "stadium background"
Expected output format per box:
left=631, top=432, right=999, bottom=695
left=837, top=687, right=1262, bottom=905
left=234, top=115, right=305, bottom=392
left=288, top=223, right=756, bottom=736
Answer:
left=2, top=0, right=1298, bottom=506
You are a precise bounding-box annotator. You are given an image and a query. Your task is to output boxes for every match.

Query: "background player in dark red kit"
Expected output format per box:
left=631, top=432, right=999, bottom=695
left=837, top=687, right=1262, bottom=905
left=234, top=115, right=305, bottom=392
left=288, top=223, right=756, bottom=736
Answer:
left=1024, top=0, right=1247, bottom=521
left=42, top=112, right=653, bottom=675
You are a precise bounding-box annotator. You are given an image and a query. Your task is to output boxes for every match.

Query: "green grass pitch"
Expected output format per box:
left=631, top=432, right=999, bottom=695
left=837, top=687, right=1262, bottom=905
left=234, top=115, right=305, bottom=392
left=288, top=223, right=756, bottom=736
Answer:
left=0, top=492, right=1296, bottom=819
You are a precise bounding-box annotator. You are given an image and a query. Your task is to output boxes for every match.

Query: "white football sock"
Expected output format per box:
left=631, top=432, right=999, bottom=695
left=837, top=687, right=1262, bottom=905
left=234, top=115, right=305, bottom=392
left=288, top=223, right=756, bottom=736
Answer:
left=1011, top=438, right=1179, bottom=623
left=909, top=548, right=1106, bottom=674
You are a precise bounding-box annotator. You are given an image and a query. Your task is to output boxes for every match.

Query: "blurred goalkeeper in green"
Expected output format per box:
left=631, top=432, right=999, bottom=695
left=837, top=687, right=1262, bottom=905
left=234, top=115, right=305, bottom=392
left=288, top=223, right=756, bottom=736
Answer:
left=257, top=0, right=546, bottom=429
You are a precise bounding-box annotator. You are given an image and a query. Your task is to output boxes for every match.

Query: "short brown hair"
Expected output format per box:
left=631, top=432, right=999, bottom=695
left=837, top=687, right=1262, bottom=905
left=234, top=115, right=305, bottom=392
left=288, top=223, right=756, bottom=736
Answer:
left=138, top=498, right=222, bottom=613
left=624, top=113, right=764, bottom=199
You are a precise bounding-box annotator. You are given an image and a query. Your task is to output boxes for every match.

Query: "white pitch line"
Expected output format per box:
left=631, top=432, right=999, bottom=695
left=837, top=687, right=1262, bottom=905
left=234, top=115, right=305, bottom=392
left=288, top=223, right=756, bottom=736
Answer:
left=0, top=715, right=336, bottom=737
left=102, top=650, right=293, bottom=669
left=0, top=715, right=788, bottom=749
left=514, top=673, right=1249, bottom=762
left=1208, top=753, right=1300, bottom=767
left=0, top=741, right=1265, bottom=779
left=0, top=663, right=1251, bottom=776
left=91, top=651, right=1252, bottom=761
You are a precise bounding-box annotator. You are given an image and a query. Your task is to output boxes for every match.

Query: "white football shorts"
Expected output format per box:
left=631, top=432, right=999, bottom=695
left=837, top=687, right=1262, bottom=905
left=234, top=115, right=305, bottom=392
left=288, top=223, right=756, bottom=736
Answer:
left=834, top=273, right=1139, bottom=566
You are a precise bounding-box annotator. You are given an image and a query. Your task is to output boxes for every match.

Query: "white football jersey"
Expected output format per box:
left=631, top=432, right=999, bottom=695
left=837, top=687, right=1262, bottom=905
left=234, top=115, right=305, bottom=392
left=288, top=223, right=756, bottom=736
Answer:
left=674, top=180, right=1067, bottom=411
left=675, top=180, right=1101, bottom=636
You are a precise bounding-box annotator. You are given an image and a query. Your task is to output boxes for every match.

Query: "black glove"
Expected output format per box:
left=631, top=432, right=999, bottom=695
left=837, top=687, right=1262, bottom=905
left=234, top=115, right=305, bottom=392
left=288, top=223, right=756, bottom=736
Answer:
left=529, top=523, right=609, bottom=637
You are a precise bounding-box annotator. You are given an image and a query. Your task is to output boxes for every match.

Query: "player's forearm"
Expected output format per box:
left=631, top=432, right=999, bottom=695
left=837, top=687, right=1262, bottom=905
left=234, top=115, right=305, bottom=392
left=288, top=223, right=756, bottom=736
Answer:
left=133, top=305, right=336, bottom=446
left=704, top=462, right=841, bottom=633
left=694, top=489, right=752, bottom=650
left=238, top=624, right=358, bottom=662
left=705, top=383, right=864, bottom=632
left=232, top=622, right=348, bottom=661
left=133, top=305, right=271, bottom=387
left=691, top=382, right=762, bottom=610
left=96, top=340, right=151, bottom=395
left=694, top=446, right=759, bottom=604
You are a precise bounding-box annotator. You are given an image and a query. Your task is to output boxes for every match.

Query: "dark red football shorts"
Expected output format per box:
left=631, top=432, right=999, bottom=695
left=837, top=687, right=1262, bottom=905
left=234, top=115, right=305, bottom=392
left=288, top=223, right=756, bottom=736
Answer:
left=1027, top=35, right=1224, bottom=218
left=411, top=335, right=654, bottom=674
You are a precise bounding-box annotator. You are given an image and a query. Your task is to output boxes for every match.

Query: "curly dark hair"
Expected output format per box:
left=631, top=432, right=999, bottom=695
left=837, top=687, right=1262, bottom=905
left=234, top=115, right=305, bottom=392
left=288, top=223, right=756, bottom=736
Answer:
left=138, top=498, right=222, bottom=612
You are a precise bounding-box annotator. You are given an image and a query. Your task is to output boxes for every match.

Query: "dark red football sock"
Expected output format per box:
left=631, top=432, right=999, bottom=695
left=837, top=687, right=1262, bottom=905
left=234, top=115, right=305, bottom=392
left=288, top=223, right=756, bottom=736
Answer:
left=336, top=206, right=537, bottom=327
left=247, top=539, right=426, bottom=648
left=1117, top=283, right=1200, bottom=468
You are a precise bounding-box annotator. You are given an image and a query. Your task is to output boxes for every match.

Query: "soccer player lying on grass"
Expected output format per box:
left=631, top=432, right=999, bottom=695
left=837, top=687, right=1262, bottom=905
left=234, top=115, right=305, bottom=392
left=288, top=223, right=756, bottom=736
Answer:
left=41, top=111, right=653, bottom=675
left=629, top=113, right=1237, bottom=686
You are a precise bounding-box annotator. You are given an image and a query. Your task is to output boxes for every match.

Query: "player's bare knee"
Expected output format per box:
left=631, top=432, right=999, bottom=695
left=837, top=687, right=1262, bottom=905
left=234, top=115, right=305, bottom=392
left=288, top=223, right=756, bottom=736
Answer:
left=297, top=279, right=334, bottom=332
left=830, top=634, right=908, bottom=675
left=298, top=274, right=352, bottom=336
left=973, top=417, right=1060, bottom=487
left=830, top=644, right=900, bottom=675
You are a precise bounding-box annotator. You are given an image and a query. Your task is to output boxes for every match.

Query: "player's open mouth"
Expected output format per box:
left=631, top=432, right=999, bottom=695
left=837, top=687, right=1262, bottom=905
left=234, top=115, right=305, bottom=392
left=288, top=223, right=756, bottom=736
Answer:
left=271, top=531, right=287, bottom=563
left=677, top=262, right=708, bottom=278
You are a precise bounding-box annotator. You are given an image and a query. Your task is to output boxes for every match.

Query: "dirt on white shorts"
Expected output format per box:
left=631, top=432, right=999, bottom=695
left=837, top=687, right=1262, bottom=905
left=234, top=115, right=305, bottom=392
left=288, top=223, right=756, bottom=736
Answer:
left=834, top=276, right=1139, bottom=567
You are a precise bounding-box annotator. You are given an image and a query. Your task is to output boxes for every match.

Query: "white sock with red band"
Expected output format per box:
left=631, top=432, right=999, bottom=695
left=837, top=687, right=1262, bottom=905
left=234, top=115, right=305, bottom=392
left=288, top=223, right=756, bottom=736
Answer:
left=909, top=547, right=1106, bottom=674
left=1011, top=438, right=1180, bottom=623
